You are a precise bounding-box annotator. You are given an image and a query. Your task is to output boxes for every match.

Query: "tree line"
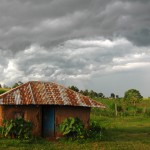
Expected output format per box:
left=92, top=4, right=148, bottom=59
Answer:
left=68, top=85, right=120, bottom=99
left=69, top=85, right=143, bottom=107
left=68, top=85, right=105, bottom=98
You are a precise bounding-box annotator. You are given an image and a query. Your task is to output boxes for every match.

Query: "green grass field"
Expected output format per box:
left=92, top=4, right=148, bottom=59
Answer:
left=0, top=116, right=150, bottom=150
left=0, top=98, right=150, bottom=150
left=0, top=88, right=10, bottom=95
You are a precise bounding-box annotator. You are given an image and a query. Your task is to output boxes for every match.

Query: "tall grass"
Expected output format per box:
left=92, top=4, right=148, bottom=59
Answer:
left=93, top=98, right=150, bottom=117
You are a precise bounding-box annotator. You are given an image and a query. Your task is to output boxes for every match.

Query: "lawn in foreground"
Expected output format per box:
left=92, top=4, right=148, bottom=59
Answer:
left=0, top=115, right=150, bottom=150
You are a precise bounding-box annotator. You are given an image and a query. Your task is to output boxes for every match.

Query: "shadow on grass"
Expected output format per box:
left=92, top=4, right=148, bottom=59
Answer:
left=0, top=138, right=56, bottom=150
left=103, top=126, right=150, bottom=143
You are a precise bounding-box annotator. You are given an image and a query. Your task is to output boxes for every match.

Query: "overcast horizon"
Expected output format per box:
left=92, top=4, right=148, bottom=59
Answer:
left=0, top=0, right=150, bottom=97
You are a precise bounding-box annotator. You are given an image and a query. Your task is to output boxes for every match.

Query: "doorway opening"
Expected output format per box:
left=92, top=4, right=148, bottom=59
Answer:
left=42, top=106, right=55, bottom=138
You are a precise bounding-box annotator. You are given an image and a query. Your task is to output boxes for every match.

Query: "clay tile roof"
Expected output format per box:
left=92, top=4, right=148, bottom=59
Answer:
left=0, top=81, right=105, bottom=108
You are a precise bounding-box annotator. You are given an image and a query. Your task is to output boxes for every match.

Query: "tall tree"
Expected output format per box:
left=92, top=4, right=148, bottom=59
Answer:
left=69, top=86, right=79, bottom=92
left=110, top=93, right=115, bottom=99
left=12, top=81, right=23, bottom=88
left=124, top=89, right=143, bottom=106
left=89, top=90, right=98, bottom=98
left=116, top=95, right=119, bottom=99
left=83, top=89, right=89, bottom=96
left=98, top=92, right=105, bottom=98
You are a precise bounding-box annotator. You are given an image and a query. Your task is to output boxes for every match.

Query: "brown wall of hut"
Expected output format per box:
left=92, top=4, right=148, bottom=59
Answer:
left=0, top=106, right=3, bottom=126
left=0, top=105, right=42, bottom=136
left=0, top=105, right=91, bottom=138
left=55, top=106, right=91, bottom=137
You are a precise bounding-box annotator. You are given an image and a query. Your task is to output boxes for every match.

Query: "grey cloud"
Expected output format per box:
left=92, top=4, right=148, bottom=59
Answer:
left=9, top=40, right=32, bottom=52
left=0, top=0, right=150, bottom=52
left=0, top=0, right=150, bottom=96
left=4, top=39, right=148, bottom=85
left=126, top=28, right=150, bottom=46
left=0, top=38, right=150, bottom=97
left=0, top=0, right=150, bottom=51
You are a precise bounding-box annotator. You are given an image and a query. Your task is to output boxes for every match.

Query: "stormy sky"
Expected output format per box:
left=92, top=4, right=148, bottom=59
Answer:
left=0, top=0, right=150, bottom=97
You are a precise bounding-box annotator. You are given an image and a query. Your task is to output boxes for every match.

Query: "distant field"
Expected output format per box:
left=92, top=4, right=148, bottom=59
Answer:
left=0, top=88, right=10, bottom=95
left=90, top=115, right=150, bottom=149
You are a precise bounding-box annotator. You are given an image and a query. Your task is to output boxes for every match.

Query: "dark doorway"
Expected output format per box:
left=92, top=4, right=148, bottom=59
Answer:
left=42, top=106, right=55, bottom=138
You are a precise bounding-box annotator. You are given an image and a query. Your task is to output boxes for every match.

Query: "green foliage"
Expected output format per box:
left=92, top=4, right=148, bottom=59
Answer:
left=68, top=85, right=105, bottom=98
left=0, top=118, right=33, bottom=140
left=93, top=98, right=150, bottom=117
left=0, top=116, right=149, bottom=150
left=68, top=86, right=79, bottom=92
left=59, top=117, right=85, bottom=140
left=59, top=117, right=105, bottom=141
left=144, top=108, right=150, bottom=117
left=85, top=121, right=105, bottom=140
left=12, top=81, right=23, bottom=88
left=124, top=89, right=143, bottom=106
left=89, top=90, right=98, bottom=98
left=110, top=93, right=115, bottom=99
left=98, top=92, right=105, bottom=98
left=0, top=89, right=8, bottom=94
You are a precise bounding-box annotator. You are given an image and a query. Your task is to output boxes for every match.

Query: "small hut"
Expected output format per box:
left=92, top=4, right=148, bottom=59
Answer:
left=0, top=81, right=105, bottom=138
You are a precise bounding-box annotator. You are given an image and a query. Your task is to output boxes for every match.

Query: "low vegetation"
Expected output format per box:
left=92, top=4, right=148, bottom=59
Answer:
left=0, top=85, right=150, bottom=149
left=0, top=115, right=150, bottom=150
left=59, top=117, right=85, bottom=140
left=0, top=88, right=9, bottom=95
left=0, top=98, right=149, bottom=149
left=93, top=98, right=150, bottom=117
left=59, top=117, right=104, bottom=141
left=0, top=118, right=33, bottom=140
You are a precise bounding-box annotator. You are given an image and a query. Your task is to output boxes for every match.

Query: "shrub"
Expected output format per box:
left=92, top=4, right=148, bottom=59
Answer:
left=136, top=107, right=143, bottom=114
left=0, top=118, right=33, bottom=140
left=85, top=121, right=105, bottom=140
left=117, top=105, right=123, bottom=112
left=144, top=108, right=150, bottom=117
left=59, top=117, right=85, bottom=140
left=59, top=117, right=105, bottom=141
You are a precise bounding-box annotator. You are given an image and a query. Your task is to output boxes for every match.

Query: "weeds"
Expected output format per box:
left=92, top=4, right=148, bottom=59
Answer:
left=0, top=118, right=33, bottom=140
left=59, top=117, right=105, bottom=142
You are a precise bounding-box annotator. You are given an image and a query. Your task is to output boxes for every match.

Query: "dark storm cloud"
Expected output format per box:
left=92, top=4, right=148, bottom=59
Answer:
left=0, top=0, right=150, bottom=52
left=126, top=28, right=150, bottom=46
